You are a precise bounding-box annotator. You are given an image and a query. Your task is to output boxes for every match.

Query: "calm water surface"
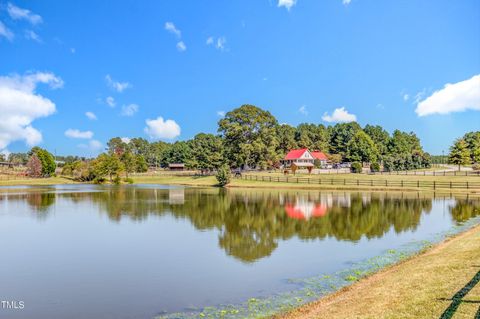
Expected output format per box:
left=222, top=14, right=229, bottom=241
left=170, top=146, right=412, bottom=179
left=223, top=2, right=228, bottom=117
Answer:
left=0, top=185, right=479, bottom=319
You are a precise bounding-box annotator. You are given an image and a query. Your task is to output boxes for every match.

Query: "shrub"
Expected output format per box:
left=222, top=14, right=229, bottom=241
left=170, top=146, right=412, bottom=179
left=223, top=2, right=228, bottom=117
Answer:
left=113, top=176, right=121, bottom=185
left=93, top=177, right=106, bottom=184
left=370, top=162, right=380, bottom=172
left=124, top=177, right=134, bottom=184
left=473, top=163, right=480, bottom=171
left=216, top=165, right=231, bottom=187
left=350, top=162, right=362, bottom=174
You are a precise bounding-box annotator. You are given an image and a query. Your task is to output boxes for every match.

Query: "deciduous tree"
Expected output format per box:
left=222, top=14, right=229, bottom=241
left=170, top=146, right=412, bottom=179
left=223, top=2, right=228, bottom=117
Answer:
left=218, top=105, right=279, bottom=169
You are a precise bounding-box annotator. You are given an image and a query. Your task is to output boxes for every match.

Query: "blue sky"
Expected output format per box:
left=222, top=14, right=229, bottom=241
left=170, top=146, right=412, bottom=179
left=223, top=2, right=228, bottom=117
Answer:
left=0, top=0, right=479, bottom=156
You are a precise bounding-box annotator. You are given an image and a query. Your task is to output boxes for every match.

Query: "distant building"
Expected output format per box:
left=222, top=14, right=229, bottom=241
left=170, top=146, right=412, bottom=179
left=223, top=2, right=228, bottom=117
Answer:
left=282, top=148, right=329, bottom=174
left=283, top=149, right=329, bottom=167
left=168, top=163, right=185, bottom=171
left=311, top=151, right=328, bottom=166
left=283, top=148, right=315, bottom=166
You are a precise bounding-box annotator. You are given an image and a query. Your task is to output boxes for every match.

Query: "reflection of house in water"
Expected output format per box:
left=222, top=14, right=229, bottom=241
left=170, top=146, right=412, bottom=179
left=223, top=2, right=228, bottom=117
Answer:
left=169, top=188, right=185, bottom=205
left=285, top=198, right=328, bottom=220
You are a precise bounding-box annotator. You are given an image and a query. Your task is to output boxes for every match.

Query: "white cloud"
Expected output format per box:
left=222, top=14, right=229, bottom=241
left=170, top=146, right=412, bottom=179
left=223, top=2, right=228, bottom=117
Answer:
left=415, top=74, right=480, bottom=116
left=0, top=72, right=63, bottom=92
left=0, top=72, right=61, bottom=150
left=85, top=111, right=97, bottom=120
left=176, top=41, right=186, bottom=52
left=413, top=89, right=427, bottom=104
left=0, top=21, right=14, bottom=41
left=322, top=107, right=357, bottom=123
left=25, top=30, right=41, bottom=42
left=278, top=0, right=297, bottom=10
left=217, top=110, right=226, bottom=117
left=88, top=140, right=103, bottom=150
left=106, top=96, right=116, bottom=107
left=207, top=36, right=227, bottom=51
left=105, top=74, right=131, bottom=93
left=165, top=22, right=181, bottom=38
left=299, top=105, right=308, bottom=116
left=403, top=93, right=409, bottom=101
left=144, top=117, right=181, bottom=140
left=65, top=129, right=93, bottom=139
left=343, top=0, right=352, bottom=5
left=121, top=137, right=131, bottom=144
left=120, top=103, right=139, bottom=116
left=7, top=3, right=43, bottom=25
left=78, top=139, right=103, bottom=153
left=216, top=37, right=227, bottom=51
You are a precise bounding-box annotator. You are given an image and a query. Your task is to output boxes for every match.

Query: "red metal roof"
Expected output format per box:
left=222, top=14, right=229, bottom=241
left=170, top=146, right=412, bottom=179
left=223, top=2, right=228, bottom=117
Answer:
left=311, top=151, right=328, bottom=160
left=284, top=148, right=309, bottom=160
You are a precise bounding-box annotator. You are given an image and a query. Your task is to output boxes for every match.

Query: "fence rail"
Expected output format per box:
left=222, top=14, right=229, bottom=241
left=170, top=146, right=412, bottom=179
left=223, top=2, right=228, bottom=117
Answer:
left=373, top=170, right=480, bottom=176
left=238, top=174, right=480, bottom=190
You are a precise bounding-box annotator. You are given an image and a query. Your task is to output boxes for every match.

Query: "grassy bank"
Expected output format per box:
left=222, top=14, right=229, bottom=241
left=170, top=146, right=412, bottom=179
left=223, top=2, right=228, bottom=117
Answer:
left=273, top=224, right=480, bottom=319
left=132, top=174, right=480, bottom=193
left=1, top=173, right=479, bottom=194
left=0, top=176, right=78, bottom=186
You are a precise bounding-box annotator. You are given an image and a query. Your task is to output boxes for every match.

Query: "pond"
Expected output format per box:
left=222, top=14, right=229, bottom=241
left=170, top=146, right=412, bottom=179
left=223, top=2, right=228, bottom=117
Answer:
left=0, top=185, right=479, bottom=319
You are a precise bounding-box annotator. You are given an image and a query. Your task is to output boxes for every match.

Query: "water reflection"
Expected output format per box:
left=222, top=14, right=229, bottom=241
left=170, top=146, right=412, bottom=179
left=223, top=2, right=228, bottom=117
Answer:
left=1, top=187, right=479, bottom=263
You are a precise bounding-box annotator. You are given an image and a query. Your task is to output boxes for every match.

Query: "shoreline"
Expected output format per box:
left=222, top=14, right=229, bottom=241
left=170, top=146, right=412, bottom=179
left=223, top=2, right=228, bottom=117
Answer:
left=156, top=216, right=480, bottom=319
left=273, top=222, right=480, bottom=319
left=1, top=174, right=479, bottom=195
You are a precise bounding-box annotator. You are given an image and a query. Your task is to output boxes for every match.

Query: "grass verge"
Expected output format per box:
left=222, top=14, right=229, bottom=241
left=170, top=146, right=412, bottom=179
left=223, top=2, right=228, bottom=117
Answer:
left=273, top=224, right=480, bottom=319
left=1, top=174, right=479, bottom=194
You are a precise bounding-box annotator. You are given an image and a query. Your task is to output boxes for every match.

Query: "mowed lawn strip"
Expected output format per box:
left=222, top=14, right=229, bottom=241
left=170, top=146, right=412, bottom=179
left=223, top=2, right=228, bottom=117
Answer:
left=272, top=224, right=480, bottom=319
left=1, top=173, right=480, bottom=194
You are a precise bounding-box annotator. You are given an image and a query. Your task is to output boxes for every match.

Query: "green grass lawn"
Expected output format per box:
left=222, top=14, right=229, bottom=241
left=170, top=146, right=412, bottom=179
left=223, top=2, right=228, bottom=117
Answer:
left=1, top=173, right=479, bottom=194
left=0, top=176, right=78, bottom=186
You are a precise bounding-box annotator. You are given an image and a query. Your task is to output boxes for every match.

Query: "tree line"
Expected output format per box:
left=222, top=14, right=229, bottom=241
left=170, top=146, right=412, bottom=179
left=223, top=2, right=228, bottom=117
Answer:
left=94, top=104, right=434, bottom=174
left=6, top=105, right=478, bottom=181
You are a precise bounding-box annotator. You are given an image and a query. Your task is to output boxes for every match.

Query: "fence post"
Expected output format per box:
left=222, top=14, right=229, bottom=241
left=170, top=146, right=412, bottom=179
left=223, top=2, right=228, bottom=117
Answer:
left=433, top=181, right=436, bottom=190
left=401, top=180, right=403, bottom=187
left=450, top=181, right=452, bottom=189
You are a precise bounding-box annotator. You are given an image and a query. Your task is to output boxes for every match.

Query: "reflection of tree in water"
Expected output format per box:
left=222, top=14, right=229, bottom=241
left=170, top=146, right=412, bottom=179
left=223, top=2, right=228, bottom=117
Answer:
left=26, top=192, right=56, bottom=213
left=58, top=188, right=441, bottom=262
left=450, top=200, right=480, bottom=223
left=6, top=188, right=479, bottom=263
